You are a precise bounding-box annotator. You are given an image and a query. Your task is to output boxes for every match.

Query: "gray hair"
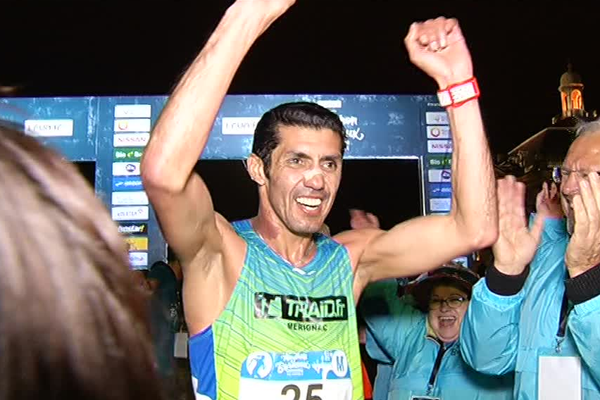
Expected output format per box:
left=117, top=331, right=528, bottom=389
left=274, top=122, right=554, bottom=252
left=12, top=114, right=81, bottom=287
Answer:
left=575, top=119, right=600, bottom=138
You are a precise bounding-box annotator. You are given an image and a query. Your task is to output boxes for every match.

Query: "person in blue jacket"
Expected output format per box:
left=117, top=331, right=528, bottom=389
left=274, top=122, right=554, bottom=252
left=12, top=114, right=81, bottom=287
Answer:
left=358, top=278, right=395, bottom=400
left=361, top=262, right=514, bottom=400
left=461, top=123, right=600, bottom=399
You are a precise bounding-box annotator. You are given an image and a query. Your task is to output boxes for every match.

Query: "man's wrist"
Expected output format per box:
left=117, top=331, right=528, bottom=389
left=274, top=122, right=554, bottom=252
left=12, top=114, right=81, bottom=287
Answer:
left=565, top=263, right=600, bottom=305
left=485, top=264, right=530, bottom=296
left=437, top=77, right=480, bottom=108
left=435, top=71, right=474, bottom=91
left=567, top=261, right=595, bottom=279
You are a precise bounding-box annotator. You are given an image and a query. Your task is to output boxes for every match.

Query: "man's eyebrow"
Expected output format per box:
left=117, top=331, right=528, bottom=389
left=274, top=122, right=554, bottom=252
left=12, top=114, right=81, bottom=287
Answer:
left=321, top=155, right=342, bottom=162
left=284, top=151, right=311, bottom=159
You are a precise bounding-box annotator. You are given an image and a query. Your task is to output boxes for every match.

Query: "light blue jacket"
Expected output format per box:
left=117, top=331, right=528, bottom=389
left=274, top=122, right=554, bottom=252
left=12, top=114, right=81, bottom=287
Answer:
left=360, top=280, right=395, bottom=400
left=362, top=281, right=514, bottom=400
left=461, top=217, right=600, bottom=399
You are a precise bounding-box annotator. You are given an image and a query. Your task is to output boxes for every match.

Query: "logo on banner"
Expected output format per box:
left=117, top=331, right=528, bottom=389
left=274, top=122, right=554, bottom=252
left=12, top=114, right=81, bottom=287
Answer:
left=425, top=111, right=449, bottom=125
left=429, top=183, right=452, bottom=198
left=24, top=119, right=74, bottom=137
left=114, top=104, right=151, bottom=119
left=317, top=99, right=342, bottom=109
left=113, top=162, right=140, bottom=176
left=428, top=140, right=453, bottom=154
left=113, top=177, right=144, bottom=191
left=114, top=118, right=151, bottom=132
left=129, top=252, right=148, bottom=267
left=222, top=117, right=260, bottom=135
left=112, top=191, right=148, bottom=206
left=112, top=206, right=149, bottom=221
left=430, top=198, right=452, bottom=212
left=339, top=115, right=364, bottom=141
left=118, top=223, right=148, bottom=235
left=427, top=155, right=452, bottom=169
left=114, top=148, right=144, bottom=161
left=428, top=169, right=452, bottom=183
left=114, top=133, right=150, bottom=147
left=124, top=236, right=149, bottom=251
left=427, top=126, right=451, bottom=139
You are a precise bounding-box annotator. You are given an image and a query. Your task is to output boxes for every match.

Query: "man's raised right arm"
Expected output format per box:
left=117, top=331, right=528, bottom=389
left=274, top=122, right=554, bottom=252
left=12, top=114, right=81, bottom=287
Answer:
left=141, top=0, right=295, bottom=264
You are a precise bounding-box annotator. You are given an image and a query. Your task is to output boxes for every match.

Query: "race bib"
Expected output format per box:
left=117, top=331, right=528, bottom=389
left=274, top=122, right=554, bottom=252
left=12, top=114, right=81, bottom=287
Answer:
left=239, top=350, right=353, bottom=400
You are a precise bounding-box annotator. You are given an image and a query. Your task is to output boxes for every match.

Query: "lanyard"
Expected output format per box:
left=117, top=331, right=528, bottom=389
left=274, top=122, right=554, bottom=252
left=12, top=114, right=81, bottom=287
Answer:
left=427, top=339, right=447, bottom=395
left=555, top=291, right=573, bottom=352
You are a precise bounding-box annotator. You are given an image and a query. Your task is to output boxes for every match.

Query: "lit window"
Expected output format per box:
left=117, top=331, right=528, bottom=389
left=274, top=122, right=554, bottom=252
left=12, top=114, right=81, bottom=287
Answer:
left=572, top=90, right=582, bottom=109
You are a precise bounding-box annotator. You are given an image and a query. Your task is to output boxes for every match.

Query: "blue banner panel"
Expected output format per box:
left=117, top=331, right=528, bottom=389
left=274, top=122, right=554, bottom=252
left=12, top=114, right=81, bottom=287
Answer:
left=0, top=94, right=469, bottom=269
left=204, top=94, right=428, bottom=159
left=0, top=97, right=98, bottom=161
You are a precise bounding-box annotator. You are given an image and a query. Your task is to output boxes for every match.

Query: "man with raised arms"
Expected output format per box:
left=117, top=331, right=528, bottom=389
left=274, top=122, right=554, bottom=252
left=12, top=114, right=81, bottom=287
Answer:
left=141, top=1, right=497, bottom=398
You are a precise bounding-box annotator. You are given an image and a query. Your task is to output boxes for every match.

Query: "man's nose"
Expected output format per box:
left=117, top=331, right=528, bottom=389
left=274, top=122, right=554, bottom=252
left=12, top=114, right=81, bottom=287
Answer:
left=561, top=173, right=579, bottom=197
left=304, top=168, right=325, bottom=190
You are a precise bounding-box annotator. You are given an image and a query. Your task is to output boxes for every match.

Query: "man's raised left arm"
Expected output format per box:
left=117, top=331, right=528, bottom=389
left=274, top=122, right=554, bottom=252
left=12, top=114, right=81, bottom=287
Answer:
left=342, top=17, right=498, bottom=286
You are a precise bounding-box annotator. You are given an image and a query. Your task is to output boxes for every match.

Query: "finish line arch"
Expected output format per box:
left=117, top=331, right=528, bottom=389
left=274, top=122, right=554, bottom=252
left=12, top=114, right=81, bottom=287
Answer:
left=0, top=94, right=458, bottom=269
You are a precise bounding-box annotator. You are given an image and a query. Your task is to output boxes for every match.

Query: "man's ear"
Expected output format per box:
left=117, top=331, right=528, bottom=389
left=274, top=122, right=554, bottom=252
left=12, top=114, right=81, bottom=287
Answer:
left=247, top=153, right=267, bottom=186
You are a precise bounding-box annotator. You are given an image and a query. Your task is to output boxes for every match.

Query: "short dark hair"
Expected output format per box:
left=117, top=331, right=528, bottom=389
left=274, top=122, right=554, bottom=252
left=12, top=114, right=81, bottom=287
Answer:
left=251, top=102, right=347, bottom=175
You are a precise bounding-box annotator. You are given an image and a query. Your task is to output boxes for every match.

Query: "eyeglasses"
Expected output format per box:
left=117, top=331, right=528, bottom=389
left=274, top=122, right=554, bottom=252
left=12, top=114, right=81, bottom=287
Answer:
left=552, top=166, right=562, bottom=184
left=429, top=295, right=467, bottom=310
left=552, top=167, right=600, bottom=185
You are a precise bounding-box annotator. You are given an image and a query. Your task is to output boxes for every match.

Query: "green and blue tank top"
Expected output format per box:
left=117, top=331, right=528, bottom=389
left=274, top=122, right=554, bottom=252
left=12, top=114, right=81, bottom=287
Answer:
left=189, top=219, right=363, bottom=400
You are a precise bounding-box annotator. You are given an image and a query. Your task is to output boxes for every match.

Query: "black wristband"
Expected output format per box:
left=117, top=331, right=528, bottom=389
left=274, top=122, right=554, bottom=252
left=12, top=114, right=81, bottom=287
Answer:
left=485, top=264, right=530, bottom=296
left=565, top=264, right=600, bottom=305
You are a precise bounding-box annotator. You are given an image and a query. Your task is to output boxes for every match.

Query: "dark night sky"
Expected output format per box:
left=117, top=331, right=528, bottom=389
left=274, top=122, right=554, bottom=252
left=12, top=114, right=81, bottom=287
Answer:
left=1, top=0, right=600, bottom=156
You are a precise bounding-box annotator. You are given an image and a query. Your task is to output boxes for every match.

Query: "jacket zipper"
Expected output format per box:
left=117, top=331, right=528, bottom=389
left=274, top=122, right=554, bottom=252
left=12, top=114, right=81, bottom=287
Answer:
left=426, top=337, right=447, bottom=396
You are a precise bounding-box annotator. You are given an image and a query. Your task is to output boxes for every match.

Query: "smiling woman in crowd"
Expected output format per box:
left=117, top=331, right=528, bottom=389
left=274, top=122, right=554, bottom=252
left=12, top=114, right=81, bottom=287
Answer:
left=361, top=262, right=515, bottom=400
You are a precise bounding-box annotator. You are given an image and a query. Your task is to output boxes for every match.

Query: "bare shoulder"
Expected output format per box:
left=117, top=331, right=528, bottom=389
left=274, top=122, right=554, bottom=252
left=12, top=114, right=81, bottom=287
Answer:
left=333, top=228, right=385, bottom=270
left=334, top=228, right=385, bottom=300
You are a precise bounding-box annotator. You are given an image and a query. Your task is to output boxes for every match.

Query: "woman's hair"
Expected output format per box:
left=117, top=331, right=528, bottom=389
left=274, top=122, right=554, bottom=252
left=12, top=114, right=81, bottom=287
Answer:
left=0, top=125, right=163, bottom=400
left=410, top=263, right=479, bottom=313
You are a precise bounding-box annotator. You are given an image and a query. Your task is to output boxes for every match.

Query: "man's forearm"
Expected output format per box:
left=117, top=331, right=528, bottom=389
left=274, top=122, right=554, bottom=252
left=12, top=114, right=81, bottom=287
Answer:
left=142, top=2, right=285, bottom=191
left=448, top=100, right=498, bottom=247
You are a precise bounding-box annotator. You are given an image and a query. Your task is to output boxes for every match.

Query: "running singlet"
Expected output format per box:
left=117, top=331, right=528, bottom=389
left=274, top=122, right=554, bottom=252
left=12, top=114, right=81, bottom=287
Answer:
left=189, top=219, right=364, bottom=400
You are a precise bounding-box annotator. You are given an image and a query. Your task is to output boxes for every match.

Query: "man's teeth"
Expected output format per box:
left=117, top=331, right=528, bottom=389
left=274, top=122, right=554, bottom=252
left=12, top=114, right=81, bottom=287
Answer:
left=439, top=317, right=455, bottom=322
left=296, top=197, right=322, bottom=207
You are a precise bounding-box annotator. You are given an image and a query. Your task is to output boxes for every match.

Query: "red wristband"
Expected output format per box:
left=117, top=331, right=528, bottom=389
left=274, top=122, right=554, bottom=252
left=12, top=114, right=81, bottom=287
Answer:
left=437, top=77, right=480, bottom=108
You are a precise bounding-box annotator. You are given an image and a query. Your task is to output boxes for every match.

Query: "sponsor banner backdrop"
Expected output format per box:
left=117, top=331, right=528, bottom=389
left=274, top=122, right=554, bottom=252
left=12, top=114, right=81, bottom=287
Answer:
left=0, top=94, right=469, bottom=268
left=97, top=98, right=165, bottom=270
left=0, top=97, right=97, bottom=161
